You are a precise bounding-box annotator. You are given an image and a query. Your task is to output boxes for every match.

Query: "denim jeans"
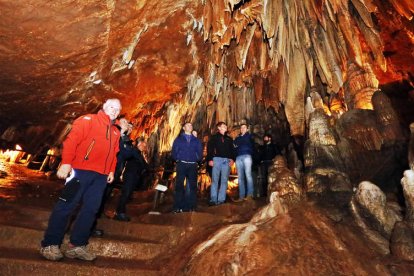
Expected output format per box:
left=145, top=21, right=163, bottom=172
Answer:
left=41, top=169, right=107, bottom=247
left=174, top=161, right=198, bottom=211
left=236, top=154, right=253, bottom=198
left=211, top=157, right=231, bottom=204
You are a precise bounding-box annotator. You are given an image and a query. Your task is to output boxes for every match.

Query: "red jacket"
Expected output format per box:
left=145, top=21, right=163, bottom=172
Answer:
left=61, top=110, right=120, bottom=175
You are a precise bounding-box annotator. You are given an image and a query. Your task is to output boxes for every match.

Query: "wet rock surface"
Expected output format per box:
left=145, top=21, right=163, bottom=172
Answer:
left=1, top=162, right=414, bottom=274
left=184, top=192, right=413, bottom=275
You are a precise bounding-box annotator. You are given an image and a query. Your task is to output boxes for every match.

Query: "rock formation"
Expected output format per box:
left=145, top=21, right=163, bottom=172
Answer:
left=391, top=170, right=414, bottom=260
left=351, top=181, right=402, bottom=254
left=0, top=0, right=414, bottom=271
left=267, top=155, right=304, bottom=206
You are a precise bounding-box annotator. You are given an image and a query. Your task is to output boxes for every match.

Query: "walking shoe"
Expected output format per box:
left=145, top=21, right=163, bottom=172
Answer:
left=244, top=195, right=254, bottom=201
left=233, top=197, right=244, bottom=202
left=208, top=201, right=217, bottom=206
left=114, top=213, right=131, bottom=222
left=64, top=245, right=96, bottom=261
left=40, top=245, right=63, bottom=261
left=172, top=209, right=183, bottom=213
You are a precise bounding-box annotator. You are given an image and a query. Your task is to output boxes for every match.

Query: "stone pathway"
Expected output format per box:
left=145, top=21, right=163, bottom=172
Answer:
left=0, top=161, right=265, bottom=275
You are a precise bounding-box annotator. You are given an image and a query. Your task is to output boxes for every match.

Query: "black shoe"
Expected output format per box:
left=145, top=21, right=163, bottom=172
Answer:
left=91, top=228, right=104, bottom=237
left=114, top=213, right=131, bottom=222
left=172, top=209, right=183, bottom=214
left=208, top=201, right=217, bottom=206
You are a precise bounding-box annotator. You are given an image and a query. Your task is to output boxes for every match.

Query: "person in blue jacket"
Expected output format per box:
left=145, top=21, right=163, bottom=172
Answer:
left=171, top=122, right=203, bottom=212
left=234, top=124, right=254, bottom=200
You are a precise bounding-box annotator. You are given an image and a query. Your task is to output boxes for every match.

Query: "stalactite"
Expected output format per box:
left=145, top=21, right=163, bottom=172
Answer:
left=200, top=0, right=386, bottom=136
left=388, top=0, right=414, bottom=20
left=285, top=47, right=307, bottom=136
left=329, top=92, right=347, bottom=118
left=344, top=62, right=378, bottom=110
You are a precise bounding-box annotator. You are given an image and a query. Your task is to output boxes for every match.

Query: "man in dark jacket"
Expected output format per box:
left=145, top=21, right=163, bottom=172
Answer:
left=207, top=122, right=235, bottom=205
left=259, top=134, right=280, bottom=196
left=114, top=138, right=148, bottom=221
left=171, top=122, right=203, bottom=212
left=114, top=118, right=134, bottom=182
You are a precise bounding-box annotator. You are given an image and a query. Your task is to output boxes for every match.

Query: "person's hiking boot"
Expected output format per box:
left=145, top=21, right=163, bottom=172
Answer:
left=114, top=213, right=131, bottom=221
left=40, top=245, right=63, bottom=261
left=64, top=245, right=96, bottom=261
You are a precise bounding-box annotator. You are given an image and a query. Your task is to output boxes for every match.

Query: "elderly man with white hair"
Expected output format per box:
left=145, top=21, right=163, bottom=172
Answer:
left=40, top=98, right=125, bottom=261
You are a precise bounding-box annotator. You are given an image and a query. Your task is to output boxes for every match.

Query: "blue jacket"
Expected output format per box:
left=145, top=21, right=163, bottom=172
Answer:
left=234, top=132, right=253, bottom=157
left=172, top=133, right=203, bottom=163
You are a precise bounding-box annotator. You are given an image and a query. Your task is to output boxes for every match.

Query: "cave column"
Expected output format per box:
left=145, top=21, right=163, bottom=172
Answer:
left=344, top=62, right=379, bottom=110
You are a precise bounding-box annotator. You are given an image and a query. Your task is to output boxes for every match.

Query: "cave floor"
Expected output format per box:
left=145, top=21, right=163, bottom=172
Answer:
left=1, top=159, right=414, bottom=275
left=0, top=159, right=266, bottom=275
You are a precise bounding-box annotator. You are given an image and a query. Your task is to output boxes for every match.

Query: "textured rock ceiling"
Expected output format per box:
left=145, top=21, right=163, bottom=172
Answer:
left=0, top=0, right=413, bottom=152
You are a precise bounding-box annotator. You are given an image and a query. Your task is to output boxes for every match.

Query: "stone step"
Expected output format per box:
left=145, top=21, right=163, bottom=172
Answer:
left=0, top=247, right=160, bottom=276
left=0, top=225, right=166, bottom=261
left=0, top=202, right=186, bottom=244
left=96, top=218, right=185, bottom=244
left=136, top=209, right=228, bottom=228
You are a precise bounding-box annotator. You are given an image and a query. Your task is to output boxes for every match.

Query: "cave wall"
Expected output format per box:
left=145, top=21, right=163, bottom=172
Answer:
left=0, top=0, right=413, bottom=163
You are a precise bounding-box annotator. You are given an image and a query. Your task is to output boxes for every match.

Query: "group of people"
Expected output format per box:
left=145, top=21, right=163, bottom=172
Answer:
left=39, top=98, right=280, bottom=262
left=171, top=121, right=280, bottom=212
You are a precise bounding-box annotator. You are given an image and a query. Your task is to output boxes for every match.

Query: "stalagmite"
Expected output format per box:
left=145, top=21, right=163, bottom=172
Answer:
left=304, top=107, right=352, bottom=193
left=354, top=181, right=402, bottom=237
left=267, top=155, right=304, bottom=206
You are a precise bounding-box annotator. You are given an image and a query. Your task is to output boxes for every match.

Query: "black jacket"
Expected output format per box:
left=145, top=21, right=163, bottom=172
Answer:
left=123, top=148, right=148, bottom=176
left=259, top=143, right=280, bottom=162
left=207, top=133, right=235, bottom=162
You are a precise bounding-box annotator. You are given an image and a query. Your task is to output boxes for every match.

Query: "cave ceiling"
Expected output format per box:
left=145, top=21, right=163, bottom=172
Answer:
left=0, top=0, right=413, bottom=151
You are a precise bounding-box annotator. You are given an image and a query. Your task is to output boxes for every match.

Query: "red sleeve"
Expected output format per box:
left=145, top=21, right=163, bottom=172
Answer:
left=61, top=115, right=92, bottom=165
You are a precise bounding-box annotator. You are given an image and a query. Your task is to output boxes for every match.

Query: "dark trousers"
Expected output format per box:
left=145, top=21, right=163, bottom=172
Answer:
left=173, top=162, right=198, bottom=211
left=260, top=161, right=273, bottom=197
left=116, top=172, right=139, bottom=214
left=41, top=169, right=107, bottom=247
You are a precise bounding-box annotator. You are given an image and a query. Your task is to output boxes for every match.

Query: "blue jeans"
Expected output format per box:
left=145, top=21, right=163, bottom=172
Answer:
left=41, top=169, right=107, bottom=247
left=210, top=157, right=231, bottom=204
left=236, top=154, right=253, bottom=198
left=174, top=161, right=198, bottom=211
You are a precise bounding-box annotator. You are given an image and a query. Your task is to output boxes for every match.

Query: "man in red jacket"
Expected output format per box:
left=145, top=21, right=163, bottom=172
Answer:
left=40, top=98, right=124, bottom=261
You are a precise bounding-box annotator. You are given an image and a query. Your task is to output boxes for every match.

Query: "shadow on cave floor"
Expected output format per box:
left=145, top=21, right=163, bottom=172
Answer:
left=1, top=161, right=414, bottom=275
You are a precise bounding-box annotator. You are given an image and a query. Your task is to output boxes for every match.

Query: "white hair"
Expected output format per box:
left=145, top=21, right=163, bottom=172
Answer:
left=103, top=98, right=121, bottom=110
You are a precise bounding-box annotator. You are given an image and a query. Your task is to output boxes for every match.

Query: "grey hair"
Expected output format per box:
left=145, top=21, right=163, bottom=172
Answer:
left=103, top=98, right=121, bottom=110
